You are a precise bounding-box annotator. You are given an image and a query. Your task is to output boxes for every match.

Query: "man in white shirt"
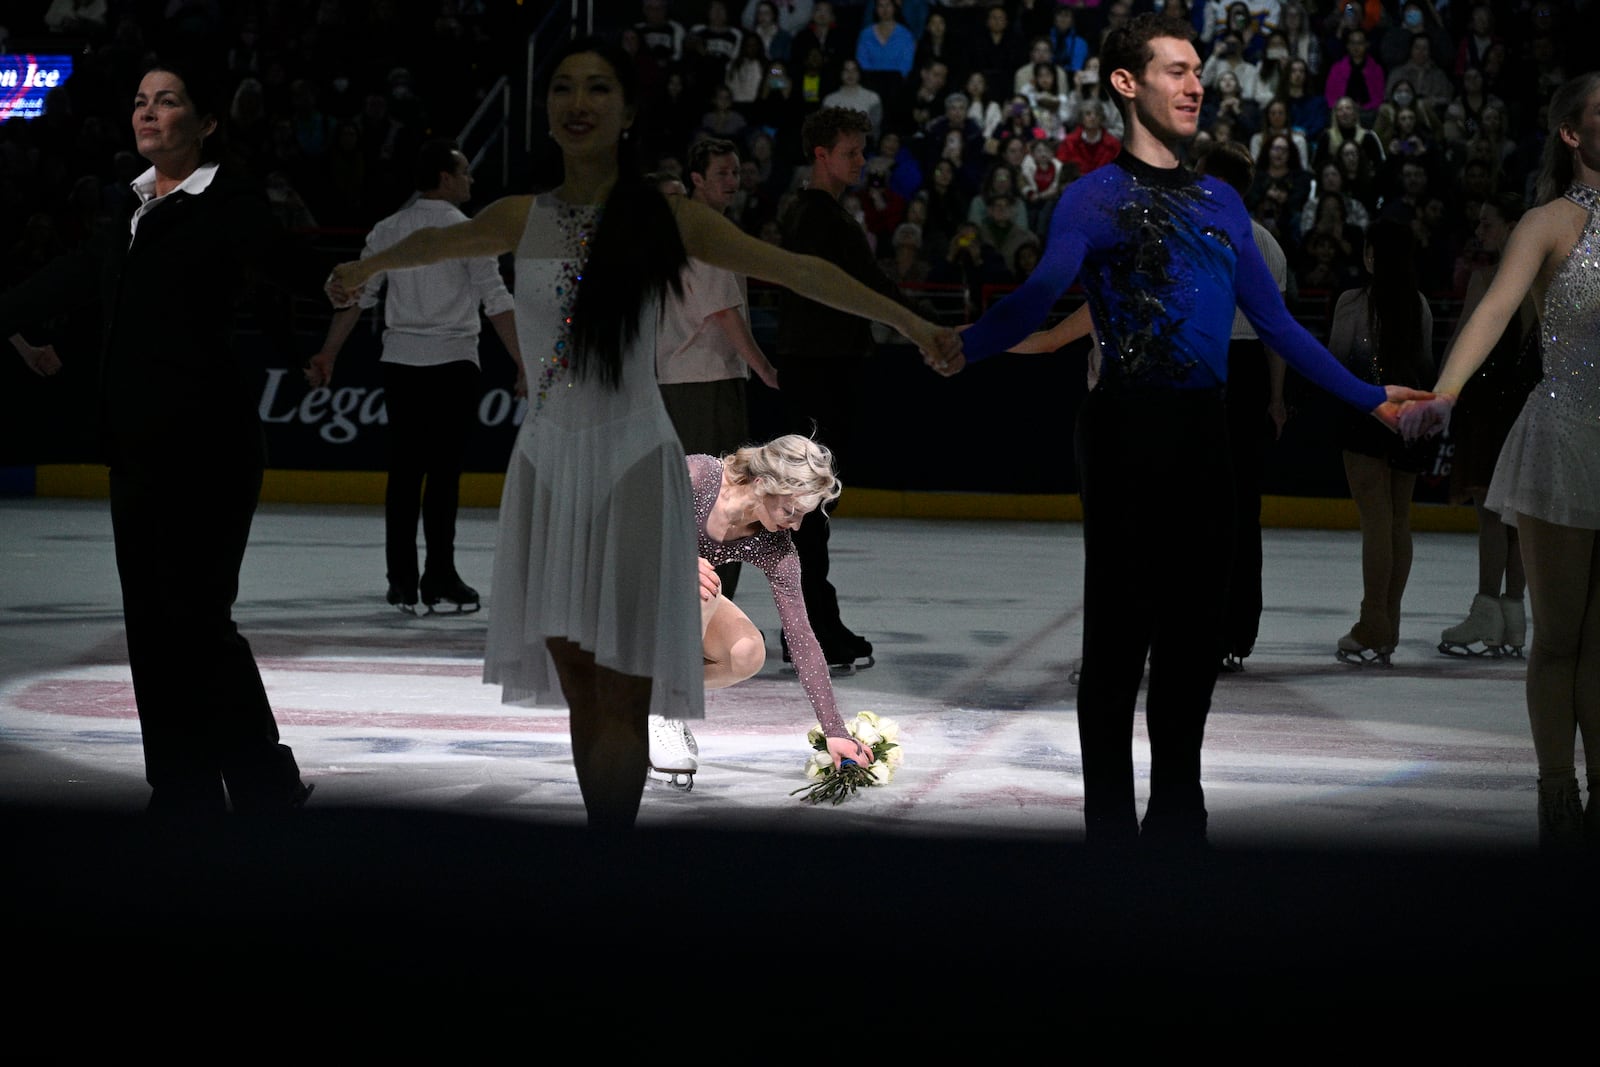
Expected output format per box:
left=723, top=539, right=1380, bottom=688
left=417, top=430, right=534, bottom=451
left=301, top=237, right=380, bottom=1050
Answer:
left=305, top=139, right=523, bottom=614
left=657, top=137, right=780, bottom=597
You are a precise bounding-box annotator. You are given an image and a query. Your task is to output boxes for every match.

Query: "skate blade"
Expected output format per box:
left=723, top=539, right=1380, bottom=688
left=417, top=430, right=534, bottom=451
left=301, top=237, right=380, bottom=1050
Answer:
left=1500, top=646, right=1525, bottom=658
left=1336, top=648, right=1392, bottom=667
left=1437, top=641, right=1502, bottom=658
left=392, top=602, right=417, bottom=616
left=423, top=601, right=481, bottom=616
left=648, top=767, right=695, bottom=790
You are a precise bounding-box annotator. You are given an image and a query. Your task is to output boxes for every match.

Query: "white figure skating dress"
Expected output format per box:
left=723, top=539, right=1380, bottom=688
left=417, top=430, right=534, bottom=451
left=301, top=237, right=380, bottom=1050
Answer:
left=1485, top=181, right=1600, bottom=531
left=483, top=193, right=704, bottom=721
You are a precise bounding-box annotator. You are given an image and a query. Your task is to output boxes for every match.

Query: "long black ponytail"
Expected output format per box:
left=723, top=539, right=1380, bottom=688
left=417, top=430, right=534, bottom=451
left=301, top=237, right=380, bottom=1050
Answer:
left=549, top=36, right=686, bottom=388
left=1363, top=219, right=1430, bottom=387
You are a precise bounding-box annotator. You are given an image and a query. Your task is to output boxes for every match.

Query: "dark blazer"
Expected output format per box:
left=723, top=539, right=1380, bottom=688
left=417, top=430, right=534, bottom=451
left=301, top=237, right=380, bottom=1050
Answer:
left=0, top=166, right=323, bottom=465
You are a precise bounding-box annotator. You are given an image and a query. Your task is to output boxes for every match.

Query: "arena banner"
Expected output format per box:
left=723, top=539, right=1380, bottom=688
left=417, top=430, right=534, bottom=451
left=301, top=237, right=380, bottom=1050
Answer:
left=250, top=327, right=524, bottom=473
left=0, top=55, right=73, bottom=121
left=4, top=325, right=1454, bottom=509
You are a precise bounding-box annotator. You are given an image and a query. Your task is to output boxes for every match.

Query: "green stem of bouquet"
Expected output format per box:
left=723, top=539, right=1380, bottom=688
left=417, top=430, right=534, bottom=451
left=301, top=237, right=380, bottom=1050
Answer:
left=790, top=765, right=876, bottom=805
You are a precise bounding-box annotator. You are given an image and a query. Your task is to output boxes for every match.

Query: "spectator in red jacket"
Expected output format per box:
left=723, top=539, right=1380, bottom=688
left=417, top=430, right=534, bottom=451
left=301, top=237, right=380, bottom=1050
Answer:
left=1055, top=98, right=1121, bottom=176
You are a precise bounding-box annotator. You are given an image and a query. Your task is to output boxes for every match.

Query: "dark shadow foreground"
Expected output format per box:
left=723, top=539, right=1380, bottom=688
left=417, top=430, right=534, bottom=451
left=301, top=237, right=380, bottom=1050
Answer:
left=3, top=803, right=1593, bottom=1044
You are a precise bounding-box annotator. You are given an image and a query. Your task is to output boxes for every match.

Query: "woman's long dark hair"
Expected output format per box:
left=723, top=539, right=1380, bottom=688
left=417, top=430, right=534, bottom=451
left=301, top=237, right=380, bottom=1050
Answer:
left=1534, top=72, right=1600, bottom=206
left=550, top=36, right=686, bottom=388
left=1363, top=219, right=1429, bottom=386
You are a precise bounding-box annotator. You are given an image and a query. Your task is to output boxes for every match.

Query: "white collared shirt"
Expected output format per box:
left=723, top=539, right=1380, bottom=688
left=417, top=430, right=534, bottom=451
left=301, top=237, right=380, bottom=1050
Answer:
left=128, top=162, right=219, bottom=242
left=356, top=197, right=514, bottom=368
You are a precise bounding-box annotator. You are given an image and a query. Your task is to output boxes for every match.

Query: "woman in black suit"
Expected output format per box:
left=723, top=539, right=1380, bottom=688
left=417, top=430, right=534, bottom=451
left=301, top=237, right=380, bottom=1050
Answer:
left=1, top=61, right=316, bottom=815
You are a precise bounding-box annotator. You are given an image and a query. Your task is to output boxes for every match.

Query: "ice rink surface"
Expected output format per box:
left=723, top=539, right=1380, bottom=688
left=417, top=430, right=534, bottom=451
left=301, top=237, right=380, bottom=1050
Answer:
left=2, top=497, right=1592, bottom=1035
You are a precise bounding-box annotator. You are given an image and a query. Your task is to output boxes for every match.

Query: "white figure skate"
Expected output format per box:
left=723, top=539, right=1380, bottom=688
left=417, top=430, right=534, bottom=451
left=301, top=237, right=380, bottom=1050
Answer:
left=1438, top=594, right=1504, bottom=657
left=647, top=715, right=698, bottom=790
left=1336, top=632, right=1393, bottom=667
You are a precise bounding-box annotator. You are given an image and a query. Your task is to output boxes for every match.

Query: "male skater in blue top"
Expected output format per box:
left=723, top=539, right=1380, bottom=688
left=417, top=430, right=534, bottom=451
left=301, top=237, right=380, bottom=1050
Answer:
left=929, top=13, right=1427, bottom=848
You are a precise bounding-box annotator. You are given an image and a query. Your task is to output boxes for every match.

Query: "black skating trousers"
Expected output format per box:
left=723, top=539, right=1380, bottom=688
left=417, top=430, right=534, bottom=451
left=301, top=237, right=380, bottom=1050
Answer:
left=1073, top=385, right=1233, bottom=845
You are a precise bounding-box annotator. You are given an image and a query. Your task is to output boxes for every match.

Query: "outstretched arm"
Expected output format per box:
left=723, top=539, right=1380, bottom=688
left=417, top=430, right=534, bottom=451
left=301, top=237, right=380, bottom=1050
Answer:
left=1237, top=228, right=1389, bottom=413
left=671, top=196, right=948, bottom=359
left=957, top=204, right=1089, bottom=364
left=1402, top=210, right=1554, bottom=439
left=998, top=300, right=1094, bottom=354
left=763, top=550, right=871, bottom=768
left=328, top=195, right=532, bottom=303
left=1433, top=213, right=1550, bottom=397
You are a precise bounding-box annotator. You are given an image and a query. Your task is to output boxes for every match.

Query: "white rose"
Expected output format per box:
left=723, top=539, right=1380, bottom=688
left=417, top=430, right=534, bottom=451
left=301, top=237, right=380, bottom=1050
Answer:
left=883, top=744, right=903, bottom=767
left=806, top=724, right=826, bottom=748
left=804, top=753, right=830, bottom=778
left=869, top=761, right=893, bottom=784
left=876, top=717, right=900, bottom=743
left=853, top=721, right=883, bottom=747
left=855, top=710, right=880, bottom=727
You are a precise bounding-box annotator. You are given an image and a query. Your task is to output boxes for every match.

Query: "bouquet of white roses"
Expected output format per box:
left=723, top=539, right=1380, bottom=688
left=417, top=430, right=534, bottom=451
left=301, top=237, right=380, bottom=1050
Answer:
left=790, top=710, right=903, bottom=805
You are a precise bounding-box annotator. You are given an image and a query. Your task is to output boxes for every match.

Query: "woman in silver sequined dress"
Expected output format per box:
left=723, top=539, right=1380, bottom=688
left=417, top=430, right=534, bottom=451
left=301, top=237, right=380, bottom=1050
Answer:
left=327, top=38, right=952, bottom=829
left=1403, top=72, right=1600, bottom=850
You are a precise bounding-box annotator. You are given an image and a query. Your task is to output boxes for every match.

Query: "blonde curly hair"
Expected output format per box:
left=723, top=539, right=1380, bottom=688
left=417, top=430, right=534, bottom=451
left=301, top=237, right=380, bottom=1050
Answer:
left=721, top=434, right=842, bottom=513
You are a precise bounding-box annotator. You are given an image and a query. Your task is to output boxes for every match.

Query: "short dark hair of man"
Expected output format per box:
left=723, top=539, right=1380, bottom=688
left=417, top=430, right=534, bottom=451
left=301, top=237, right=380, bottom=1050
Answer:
left=801, top=107, right=873, bottom=159
left=1101, top=13, right=1196, bottom=121
left=414, top=138, right=463, bottom=192
left=688, top=137, right=739, bottom=182
left=1195, top=139, right=1255, bottom=198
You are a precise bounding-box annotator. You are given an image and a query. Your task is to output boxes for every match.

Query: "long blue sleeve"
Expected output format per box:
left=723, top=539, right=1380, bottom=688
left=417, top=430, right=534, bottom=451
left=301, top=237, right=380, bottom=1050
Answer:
left=962, top=153, right=1387, bottom=413
left=1228, top=207, right=1387, bottom=412
left=959, top=186, right=1092, bottom=364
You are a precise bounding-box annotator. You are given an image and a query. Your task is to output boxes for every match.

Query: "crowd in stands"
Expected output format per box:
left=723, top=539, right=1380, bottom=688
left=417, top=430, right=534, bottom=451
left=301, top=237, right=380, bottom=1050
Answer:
left=3, top=1, right=1595, bottom=308
left=620, top=0, right=1595, bottom=305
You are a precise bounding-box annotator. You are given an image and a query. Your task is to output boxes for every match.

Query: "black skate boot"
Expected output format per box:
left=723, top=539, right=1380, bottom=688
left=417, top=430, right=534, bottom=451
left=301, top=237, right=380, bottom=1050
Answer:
left=420, top=571, right=480, bottom=614
left=387, top=582, right=419, bottom=615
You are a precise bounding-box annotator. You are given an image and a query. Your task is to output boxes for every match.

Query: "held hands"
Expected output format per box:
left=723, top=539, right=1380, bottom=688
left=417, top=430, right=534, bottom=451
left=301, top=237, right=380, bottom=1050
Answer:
left=918, top=323, right=965, bottom=376
left=696, top=557, right=722, bottom=602
left=826, top=735, right=875, bottom=770
left=1396, top=392, right=1456, bottom=441
left=1370, top=385, right=1437, bottom=433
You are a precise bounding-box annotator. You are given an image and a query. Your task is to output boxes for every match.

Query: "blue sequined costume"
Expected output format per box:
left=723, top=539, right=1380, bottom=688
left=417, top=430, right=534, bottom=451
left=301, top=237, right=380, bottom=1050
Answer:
left=959, top=151, right=1385, bottom=845
left=962, top=153, right=1387, bottom=413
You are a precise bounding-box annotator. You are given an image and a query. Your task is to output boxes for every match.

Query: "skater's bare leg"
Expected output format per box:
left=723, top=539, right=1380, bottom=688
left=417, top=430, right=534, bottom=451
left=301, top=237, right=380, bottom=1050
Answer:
left=1476, top=504, right=1521, bottom=597
left=546, top=637, right=651, bottom=830
left=1503, top=521, right=1526, bottom=599
left=702, top=595, right=765, bottom=690
left=1517, top=515, right=1600, bottom=783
